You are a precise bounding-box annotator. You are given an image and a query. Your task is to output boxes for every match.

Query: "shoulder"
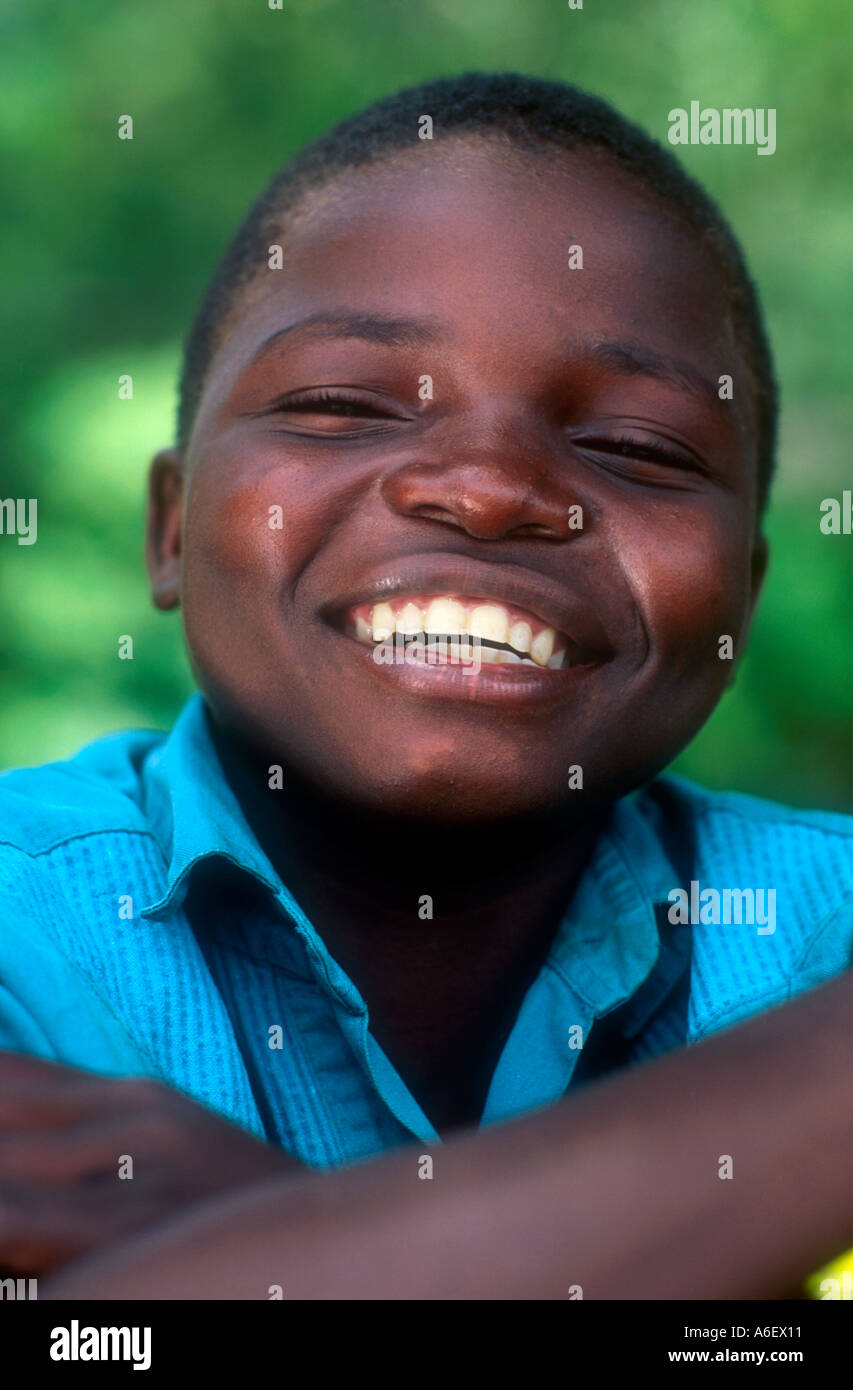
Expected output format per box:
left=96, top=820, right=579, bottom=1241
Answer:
left=644, top=772, right=853, bottom=890
left=672, top=772, right=853, bottom=831
left=0, top=727, right=172, bottom=1070
left=0, top=724, right=170, bottom=976
left=0, top=725, right=166, bottom=857
left=639, top=775, right=853, bottom=1036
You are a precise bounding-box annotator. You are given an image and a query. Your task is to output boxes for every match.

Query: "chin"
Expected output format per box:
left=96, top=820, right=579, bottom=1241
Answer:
left=335, top=762, right=574, bottom=827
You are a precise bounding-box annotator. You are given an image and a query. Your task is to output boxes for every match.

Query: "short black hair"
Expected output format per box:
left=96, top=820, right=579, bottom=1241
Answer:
left=177, top=71, right=778, bottom=512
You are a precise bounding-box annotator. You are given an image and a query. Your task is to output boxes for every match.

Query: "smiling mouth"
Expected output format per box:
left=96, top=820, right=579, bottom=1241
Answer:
left=345, top=594, right=585, bottom=669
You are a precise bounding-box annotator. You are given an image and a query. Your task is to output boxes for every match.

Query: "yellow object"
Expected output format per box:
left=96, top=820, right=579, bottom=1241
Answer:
left=806, top=1248, right=853, bottom=1299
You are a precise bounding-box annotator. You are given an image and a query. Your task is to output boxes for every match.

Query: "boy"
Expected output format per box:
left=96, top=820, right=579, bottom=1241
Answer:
left=2, top=73, right=852, bottom=1297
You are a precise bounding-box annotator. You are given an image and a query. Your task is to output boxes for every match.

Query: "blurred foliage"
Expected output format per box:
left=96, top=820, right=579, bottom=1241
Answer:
left=0, top=0, right=850, bottom=808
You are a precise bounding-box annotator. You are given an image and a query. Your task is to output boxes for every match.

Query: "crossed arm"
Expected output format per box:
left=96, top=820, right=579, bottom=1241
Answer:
left=4, top=968, right=853, bottom=1300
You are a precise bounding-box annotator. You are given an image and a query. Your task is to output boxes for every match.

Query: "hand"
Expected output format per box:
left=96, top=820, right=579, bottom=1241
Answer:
left=0, top=1051, right=302, bottom=1276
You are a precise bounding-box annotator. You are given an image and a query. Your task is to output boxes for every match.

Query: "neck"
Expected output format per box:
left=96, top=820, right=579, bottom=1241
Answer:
left=208, top=714, right=611, bottom=1131
left=210, top=715, right=607, bottom=924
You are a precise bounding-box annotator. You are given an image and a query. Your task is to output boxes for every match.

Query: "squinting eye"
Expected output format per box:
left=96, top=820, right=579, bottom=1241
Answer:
left=576, top=432, right=700, bottom=471
left=258, top=388, right=411, bottom=437
left=288, top=395, right=384, bottom=416
left=274, top=390, right=397, bottom=420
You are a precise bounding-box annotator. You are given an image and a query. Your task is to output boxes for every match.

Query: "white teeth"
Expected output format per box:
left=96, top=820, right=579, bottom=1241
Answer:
left=508, top=620, right=532, bottom=654
left=468, top=604, right=509, bottom=645
left=424, top=597, right=467, bottom=635
left=530, top=627, right=555, bottom=667
left=371, top=602, right=395, bottom=641
left=499, top=649, right=546, bottom=667
left=453, top=638, right=476, bottom=661
left=395, top=602, right=424, bottom=635
left=363, top=597, right=571, bottom=671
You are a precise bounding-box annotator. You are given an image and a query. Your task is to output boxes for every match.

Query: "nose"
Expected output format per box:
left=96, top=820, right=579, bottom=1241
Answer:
left=379, top=412, right=586, bottom=543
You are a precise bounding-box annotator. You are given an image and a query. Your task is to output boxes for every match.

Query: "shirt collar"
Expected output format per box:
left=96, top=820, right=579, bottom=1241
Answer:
left=140, top=696, right=681, bottom=1026
left=544, top=788, right=681, bottom=1021
left=139, top=694, right=282, bottom=919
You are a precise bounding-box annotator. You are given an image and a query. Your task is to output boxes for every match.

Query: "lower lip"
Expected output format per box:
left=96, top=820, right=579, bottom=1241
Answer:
left=346, top=635, right=599, bottom=708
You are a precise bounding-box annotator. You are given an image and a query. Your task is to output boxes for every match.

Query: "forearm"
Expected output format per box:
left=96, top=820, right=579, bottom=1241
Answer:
left=44, top=970, right=853, bottom=1300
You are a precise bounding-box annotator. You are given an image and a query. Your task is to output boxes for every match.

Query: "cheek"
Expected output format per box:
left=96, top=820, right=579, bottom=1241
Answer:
left=613, top=504, right=754, bottom=669
left=178, top=463, right=310, bottom=695
left=182, top=456, right=317, bottom=614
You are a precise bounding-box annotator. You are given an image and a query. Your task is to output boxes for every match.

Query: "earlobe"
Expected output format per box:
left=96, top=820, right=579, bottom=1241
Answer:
left=728, top=534, right=770, bottom=688
left=146, top=448, right=184, bottom=611
left=750, top=533, right=770, bottom=607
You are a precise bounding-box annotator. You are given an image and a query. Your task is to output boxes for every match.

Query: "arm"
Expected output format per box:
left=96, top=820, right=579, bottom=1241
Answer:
left=43, top=968, right=853, bottom=1300
left=0, top=1052, right=302, bottom=1275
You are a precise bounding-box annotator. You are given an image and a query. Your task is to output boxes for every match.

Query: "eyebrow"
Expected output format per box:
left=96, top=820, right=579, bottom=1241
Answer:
left=246, top=317, right=727, bottom=410
left=246, top=311, right=445, bottom=367
left=579, top=339, right=722, bottom=406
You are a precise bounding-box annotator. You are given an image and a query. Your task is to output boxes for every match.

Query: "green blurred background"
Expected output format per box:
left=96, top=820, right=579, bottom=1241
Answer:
left=1, top=0, right=850, bottom=807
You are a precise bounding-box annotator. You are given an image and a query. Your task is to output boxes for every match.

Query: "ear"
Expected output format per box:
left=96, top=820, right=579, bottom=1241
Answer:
left=727, top=532, right=769, bottom=687
left=146, top=448, right=184, bottom=610
left=746, top=531, right=769, bottom=625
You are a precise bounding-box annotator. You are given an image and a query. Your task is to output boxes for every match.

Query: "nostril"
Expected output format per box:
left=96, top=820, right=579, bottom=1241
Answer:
left=409, top=504, right=459, bottom=525
left=511, top=522, right=564, bottom=540
left=381, top=460, right=578, bottom=542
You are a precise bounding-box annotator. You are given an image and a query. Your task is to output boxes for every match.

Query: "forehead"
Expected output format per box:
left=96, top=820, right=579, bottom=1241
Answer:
left=206, top=140, right=747, bottom=419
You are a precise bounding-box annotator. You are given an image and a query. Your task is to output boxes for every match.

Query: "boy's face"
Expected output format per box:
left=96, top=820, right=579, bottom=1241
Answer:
left=148, top=141, right=766, bottom=823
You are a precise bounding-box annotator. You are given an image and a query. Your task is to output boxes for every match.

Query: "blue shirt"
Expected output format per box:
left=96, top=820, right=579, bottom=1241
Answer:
left=1, top=693, right=852, bottom=1167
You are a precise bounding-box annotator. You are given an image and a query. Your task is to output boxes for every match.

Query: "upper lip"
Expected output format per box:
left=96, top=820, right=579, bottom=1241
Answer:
left=320, top=552, right=613, bottom=657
